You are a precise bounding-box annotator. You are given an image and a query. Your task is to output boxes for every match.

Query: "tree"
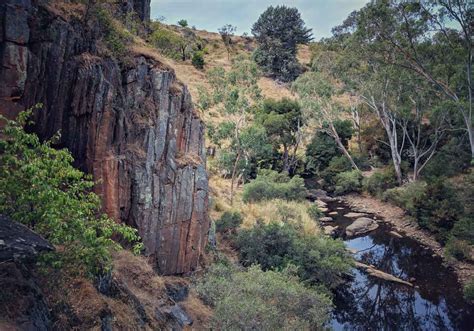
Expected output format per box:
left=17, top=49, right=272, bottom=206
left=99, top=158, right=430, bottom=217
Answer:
left=343, top=1, right=473, bottom=160
left=0, top=108, right=142, bottom=277
left=293, top=71, right=359, bottom=171
left=252, top=5, right=313, bottom=81
left=198, top=56, right=267, bottom=204
left=218, top=24, right=237, bottom=59
left=177, top=19, right=188, bottom=27
left=256, top=98, right=304, bottom=173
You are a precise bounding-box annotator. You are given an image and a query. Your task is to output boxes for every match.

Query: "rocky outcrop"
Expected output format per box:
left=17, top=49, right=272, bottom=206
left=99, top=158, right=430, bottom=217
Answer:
left=0, top=215, right=54, bottom=262
left=345, top=217, right=379, bottom=237
left=0, top=0, right=209, bottom=275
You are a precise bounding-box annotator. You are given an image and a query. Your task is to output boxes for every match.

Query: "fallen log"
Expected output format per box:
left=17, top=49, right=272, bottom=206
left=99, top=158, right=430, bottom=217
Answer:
left=354, top=261, right=413, bottom=287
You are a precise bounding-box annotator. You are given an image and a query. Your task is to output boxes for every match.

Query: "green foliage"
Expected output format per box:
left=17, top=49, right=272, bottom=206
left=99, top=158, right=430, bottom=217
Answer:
left=305, top=132, right=339, bottom=174
left=321, top=156, right=352, bottom=187
left=149, top=25, right=184, bottom=60
left=195, top=263, right=332, bottom=330
left=242, top=170, right=307, bottom=203
left=383, top=181, right=427, bottom=213
left=362, top=167, right=398, bottom=197
left=235, top=222, right=353, bottom=288
left=96, top=7, right=132, bottom=57
left=252, top=5, right=312, bottom=81
left=0, top=109, right=142, bottom=277
left=307, top=204, right=323, bottom=222
left=412, top=179, right=463, bottom=243
left=334, top=170, right=363, bottom=195
left=256, top=98, right=304, bottom=172
left=191, top=51, right=205, bottom=69
left=177, top=19, right=188, bottom=27
left=446, top=239, right=472, bottom=262
left=215, top=211, right=243, bottom=233
left=464, top=279, right=474, bottom=301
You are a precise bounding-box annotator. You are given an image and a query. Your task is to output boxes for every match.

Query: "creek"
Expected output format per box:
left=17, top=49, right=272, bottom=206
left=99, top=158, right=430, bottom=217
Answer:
left=319, top=199, right=474, bottom=330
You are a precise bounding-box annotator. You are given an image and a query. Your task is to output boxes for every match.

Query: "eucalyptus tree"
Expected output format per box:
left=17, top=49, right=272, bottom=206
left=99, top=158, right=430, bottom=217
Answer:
left=293, top=72, right=359, bottom=171
left=340, top=0, right=473, bottom=159
left=199, top=56, right=270, bottom=204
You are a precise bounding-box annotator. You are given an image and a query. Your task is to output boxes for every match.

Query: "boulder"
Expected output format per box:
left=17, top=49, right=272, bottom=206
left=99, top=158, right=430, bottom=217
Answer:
left=344, top=212, right=367, bottom=218
left=0, top=215, right=53, bottom=262
left=319, top=217, right=334, bottom=222
left=315, top=200, right=327, bottom=208
left=346, top=217, right=379, bottom=237
left=328, top=211, right=338, bottom=216
left=323, top=225, right=338, bottom=236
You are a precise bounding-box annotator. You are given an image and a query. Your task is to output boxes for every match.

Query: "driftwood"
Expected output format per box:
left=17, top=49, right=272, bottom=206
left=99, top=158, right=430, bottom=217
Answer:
left=355, top=261, right=413, bottom=287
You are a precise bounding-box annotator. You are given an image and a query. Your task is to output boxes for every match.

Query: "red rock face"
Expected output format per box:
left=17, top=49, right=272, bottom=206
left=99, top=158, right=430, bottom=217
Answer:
left=0, top=0, right=209, bottom=275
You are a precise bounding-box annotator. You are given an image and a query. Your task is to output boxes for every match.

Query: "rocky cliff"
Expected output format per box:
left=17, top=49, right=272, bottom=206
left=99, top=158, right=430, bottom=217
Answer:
left=0, top=0, right=209, bottom=275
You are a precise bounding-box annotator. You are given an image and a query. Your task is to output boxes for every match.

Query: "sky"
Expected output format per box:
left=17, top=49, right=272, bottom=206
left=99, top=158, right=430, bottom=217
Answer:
left=150, top=0, right=369, bottom=40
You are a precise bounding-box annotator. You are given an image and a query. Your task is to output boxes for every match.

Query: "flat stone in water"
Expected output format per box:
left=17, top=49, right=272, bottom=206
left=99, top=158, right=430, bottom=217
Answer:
left=344, top=212, right=367, bottom=218
left=324, top=225, right=338, bottom=235
left=320, top=217, right=334, bottom=222
left=329, top=211, right=338, bottom=215
left=346, top=217, right=379, bottom=237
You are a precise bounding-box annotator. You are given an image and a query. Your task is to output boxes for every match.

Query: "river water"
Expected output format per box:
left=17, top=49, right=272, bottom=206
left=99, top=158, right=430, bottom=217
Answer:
left=323, top=199, right=474, bottom=330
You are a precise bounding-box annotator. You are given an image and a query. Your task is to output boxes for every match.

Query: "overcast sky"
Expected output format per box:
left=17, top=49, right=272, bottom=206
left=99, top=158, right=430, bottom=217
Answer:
left=150, top=0, right=369, bottom=40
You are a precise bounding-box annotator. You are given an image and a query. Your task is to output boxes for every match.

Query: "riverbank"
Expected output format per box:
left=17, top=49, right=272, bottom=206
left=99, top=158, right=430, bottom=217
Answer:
left=340, top=193, right=474, bottom=287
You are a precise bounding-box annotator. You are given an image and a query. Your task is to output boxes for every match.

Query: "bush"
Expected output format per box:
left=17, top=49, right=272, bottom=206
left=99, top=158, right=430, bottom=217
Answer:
left=235, top=222, right=352, bottom=288
left=215, top=211, right=243, bottom=233
left=149, top=26, right=185, bottom=60
left=191, top=51, right=205, bottom=69
left=362, top=167, right=397, bottom=197
left=0, top=110, right=142, bottom=277
left=412, top=179, right=463, bottom=243
left=242, top=170, right=306, bottom=203
left=383, top=181, right=427, bottom=214
left=464, top=279, right=474, bottom=301
left=446, top=239, right=472, bottom=261
left=307, top=204, right=323, bottom=221
left=195, top=263, right=332, bottom=330
left=334, top=170, right=363, bottom=195
left=96, top=7, right=132, bottom=57
left=321, top=156, right=352, bottom=187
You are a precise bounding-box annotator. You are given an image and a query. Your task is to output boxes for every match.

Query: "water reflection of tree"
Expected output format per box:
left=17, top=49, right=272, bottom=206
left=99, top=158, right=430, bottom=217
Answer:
left=332, top=232, right=461, bottom=330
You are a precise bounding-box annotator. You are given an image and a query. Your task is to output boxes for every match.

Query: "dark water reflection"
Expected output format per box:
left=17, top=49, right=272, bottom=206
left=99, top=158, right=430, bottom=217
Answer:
left=327, top=200, right=474, bottom=331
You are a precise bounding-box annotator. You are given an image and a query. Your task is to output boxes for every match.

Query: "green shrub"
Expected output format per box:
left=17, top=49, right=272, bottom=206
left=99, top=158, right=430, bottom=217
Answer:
left=215, top=211, right=243, bottom=233
left=450, top=217, right=474, bottom=245
left=383, top=181, right=427, bottom=214
left=0, top=109, right=142, bottom=277
left=363, top=167, right=397, bottom=197
left=242, top=170, right=306, bottom=203
left=334, top=170, right=363, bottom=195
left=149, top=26, right=184, bottom=60
left=235, top=222, right=352, bottom=288
left=96, top=7, right=131, bottom=57
left=307, top=204, right=323, bottom=221
left=321, top=156, right=352, bottom=187
left=177, top=19, right=188, bottom=27
left=195, top=263, right=332, bottom=330
left=191, top=51, right=205, bottom=69
left=464, top=279, right=474, bottom=301
left=413, top=179, right=463, bottom=243
left=446, top=239, right=472, bottom=261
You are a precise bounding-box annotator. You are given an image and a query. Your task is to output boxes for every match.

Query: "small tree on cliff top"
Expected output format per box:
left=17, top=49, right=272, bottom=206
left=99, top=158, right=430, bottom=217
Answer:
left=0, top=107, right=142, bottom=277
left=252, top=5, right=313, bottom=82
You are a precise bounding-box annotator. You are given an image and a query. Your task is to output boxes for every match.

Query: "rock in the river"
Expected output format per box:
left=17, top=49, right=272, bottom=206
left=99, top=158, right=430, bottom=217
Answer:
left=315, top=200, right=327, bottom=208
left=323, top=225, right=338, bottom=236
left=389, top=231, right=403, bottom=238
left=344, top=212, right=367, bottom=218
left=320, top=207, right=329, bottom=212
left=319, top=217, right=334, bottom=222
left=0, top=0, right=209, bottom=275
left=346, top=217, right=379, bottom=237
left=329, top=211, right=338, bottom=216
